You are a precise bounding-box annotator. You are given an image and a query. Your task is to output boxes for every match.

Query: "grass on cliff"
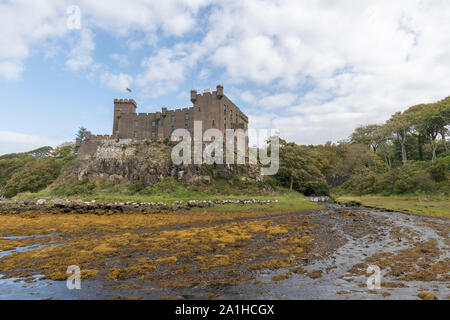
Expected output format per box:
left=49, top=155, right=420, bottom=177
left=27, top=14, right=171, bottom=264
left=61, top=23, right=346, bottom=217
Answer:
left=336, top=195, right=450, bottom=218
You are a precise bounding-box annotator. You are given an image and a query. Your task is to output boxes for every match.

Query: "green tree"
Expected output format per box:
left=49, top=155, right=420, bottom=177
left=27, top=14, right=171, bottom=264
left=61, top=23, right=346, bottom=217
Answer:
left=76, top=126, right=88, bottom=142
left=387, top=112, right=413, bottom=165
left=412, top=103, right=449, bottom=162
left=277, top=140, right=328, bottom=195
left=351, top=124, right=386, bottom=153
left=27, top=146, right=53, bottom=158
left=3, top=159, right=62, bottom=198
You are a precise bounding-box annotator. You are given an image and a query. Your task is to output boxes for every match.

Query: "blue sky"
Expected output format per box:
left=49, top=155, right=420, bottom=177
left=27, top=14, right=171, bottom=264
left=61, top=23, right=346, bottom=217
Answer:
left=1, top=0, right=450, bottom=155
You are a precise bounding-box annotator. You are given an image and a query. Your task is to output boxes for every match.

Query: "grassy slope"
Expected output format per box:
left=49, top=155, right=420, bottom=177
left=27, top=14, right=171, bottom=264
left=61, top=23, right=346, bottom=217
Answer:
left=336, top=195, right=450, bottom=218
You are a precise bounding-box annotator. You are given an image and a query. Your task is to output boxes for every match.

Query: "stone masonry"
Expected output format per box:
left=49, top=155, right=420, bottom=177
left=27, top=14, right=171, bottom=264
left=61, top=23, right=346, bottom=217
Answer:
left=76, top=85, right=248, bottom=159
left=112, top=85, right=248, bottom=140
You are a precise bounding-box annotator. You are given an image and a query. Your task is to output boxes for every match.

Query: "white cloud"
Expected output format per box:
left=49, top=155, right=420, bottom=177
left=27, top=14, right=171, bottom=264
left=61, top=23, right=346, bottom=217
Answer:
left=0, top=0, right=68, bottom=80
left=76, top=0, right=211, bottom=36
left=66, top=28, right=96, bottom=72
left=100, top=71, right=133, bottom=92
left=0, top=0, right=211, bottom=80
left=203, top=0, right=450, bottom=143
left=241, top=91, right=298, bottom=110
left=0, top=131, right=67, bottom=156
left=0, top=61, right=24, bottom=81
left=110, top=53, right=129, bottom=67
left=135, top=47, right=193, bottom=97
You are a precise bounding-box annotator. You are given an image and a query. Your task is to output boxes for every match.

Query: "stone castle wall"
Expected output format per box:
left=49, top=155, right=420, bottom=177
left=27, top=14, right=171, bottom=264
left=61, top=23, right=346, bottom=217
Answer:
left=76, top=85, right=248, bottom=160
left=113, top=85, right=248, bottom=140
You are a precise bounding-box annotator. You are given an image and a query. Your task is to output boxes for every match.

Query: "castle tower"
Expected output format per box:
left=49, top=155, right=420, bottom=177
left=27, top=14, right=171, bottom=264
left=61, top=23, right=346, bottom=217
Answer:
left=113, top=99, right=137, bottom=137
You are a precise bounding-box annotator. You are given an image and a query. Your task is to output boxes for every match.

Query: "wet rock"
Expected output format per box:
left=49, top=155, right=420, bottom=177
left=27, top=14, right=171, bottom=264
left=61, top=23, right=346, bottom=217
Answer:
left=52, top=199, right=67, bottom=208
left=202, top=176, right=211, bottom=184
left=36, top=199, right=47, bottom=206
left=24, top=197, right=36, bottom=205
left=346, top=201, right=361, bottom=207
left=187, top=200, right=198, bottom=207
left=309, top=196, right=334, bottom=203
left=198, top=201, right=208, bottom=208
left=307, top=270, right=323, bottom=279
left=418, top=292, right=438, bottom=300
left=69, top=200, right=87, bottom=208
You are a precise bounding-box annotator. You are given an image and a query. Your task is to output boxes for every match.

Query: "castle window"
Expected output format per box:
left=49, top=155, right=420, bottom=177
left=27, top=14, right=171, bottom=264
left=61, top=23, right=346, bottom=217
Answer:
left=152, top=131, right=156, bottom=138
left=134, top=120, right=138, bottom=127
left=198, top=107, right=201, bottom=112
left=161, top=119, right=164, bottom=127
left=171, top=125, right=175, bottom=132
left=152, top=121, right=156, bottom=127
left=185, top=124, right=189, bottom=130
left=133, top=131, right=137, bottom=138
left=185, top=113, right=189, bottom=120
left=171, top=115, right=175, bottom=122
left=212, top=120, right=215, bottom=128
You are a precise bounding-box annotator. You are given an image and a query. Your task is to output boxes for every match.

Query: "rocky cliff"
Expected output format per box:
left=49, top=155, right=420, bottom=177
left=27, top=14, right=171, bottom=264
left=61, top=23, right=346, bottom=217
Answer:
left=68, top=139, right=267, bottom=189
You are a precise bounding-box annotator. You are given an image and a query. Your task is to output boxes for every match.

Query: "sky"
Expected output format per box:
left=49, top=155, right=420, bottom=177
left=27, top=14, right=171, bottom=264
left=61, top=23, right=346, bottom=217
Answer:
left=1, top=0, right=450, bottom=155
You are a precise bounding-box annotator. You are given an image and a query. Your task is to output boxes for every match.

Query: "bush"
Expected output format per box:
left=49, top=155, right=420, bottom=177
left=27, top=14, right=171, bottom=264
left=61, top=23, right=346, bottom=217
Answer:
left=50, top=177, right=95, bottom=197
left=139, top=177, right=183, bottom=195
left=339, top=168, right=382, bottom=195
left=338, top=161, right=444, bottom=196
left=429, top=158, right=448, bottom=182
left=3, top=159, right=62, bottom=198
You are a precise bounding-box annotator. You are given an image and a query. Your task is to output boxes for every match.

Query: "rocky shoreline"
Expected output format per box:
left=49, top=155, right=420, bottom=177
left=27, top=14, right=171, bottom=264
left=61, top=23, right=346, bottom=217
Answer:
left=0, top=198, right=279, bottom=213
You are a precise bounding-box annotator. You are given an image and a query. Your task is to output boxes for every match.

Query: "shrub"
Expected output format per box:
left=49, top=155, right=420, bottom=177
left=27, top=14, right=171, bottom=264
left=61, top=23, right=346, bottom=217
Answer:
left=50, top=177, right=95, bottom=197
left=429, top=158, right=448, bottom=182
left=3, top=159, right=62, bottom=198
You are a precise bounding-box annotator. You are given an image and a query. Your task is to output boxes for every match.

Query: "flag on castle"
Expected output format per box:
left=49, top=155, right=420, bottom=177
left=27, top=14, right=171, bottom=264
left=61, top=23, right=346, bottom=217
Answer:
left=126, top=88, right=132, bottom=92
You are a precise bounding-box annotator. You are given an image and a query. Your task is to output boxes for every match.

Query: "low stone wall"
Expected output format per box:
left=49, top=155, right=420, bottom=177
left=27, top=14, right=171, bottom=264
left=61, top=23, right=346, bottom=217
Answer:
left=0, top=198, right=279, bottom=213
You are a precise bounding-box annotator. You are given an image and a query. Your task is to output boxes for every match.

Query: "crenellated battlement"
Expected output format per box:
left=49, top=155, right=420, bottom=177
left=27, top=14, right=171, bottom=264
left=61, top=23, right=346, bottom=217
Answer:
left=114, top=99, right=137, bottom=107
left=85, top=132, right=112, bottom=141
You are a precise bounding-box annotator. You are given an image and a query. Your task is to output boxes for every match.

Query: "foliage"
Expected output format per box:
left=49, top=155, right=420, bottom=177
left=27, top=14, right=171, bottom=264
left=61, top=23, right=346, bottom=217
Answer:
left=276, top=140, right=329, bottom=195
left=428, top=158, right=447, bottom=182
left=336, top=95, right=449, bottom=196
left=3, top=159, right=62, bottom=198
left=0, top=144, right=76, bottom=198
left=49, top=177, right=96, bottom=197
left=76, top=127, right=88, bottom=142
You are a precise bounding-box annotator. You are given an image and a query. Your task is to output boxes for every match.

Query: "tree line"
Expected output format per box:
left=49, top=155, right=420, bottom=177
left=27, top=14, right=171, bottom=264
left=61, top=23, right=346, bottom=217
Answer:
left=274, top=95, right=449, bottom=196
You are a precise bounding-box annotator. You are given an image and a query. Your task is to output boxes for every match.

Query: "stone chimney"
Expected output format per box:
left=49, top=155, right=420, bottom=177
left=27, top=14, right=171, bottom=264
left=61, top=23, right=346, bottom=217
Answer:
left=216, top=85, right=223, bottom=99
left=190, top=90, right=197, bottom=103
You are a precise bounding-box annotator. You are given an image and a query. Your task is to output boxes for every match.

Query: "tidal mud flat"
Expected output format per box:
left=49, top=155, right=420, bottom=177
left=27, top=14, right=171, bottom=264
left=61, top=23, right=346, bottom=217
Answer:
left=0, top=202, right=448, bottom=300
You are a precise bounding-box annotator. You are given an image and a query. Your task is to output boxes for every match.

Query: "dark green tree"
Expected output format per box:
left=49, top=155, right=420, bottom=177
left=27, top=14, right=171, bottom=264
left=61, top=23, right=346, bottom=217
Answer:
left=76, top=126, right=88, bottom=142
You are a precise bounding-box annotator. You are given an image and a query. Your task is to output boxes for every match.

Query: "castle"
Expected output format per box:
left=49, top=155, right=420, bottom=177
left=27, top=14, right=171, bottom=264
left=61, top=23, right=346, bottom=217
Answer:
left=76, top=85, right=248, bottom=158
left=112, top=85, right=248, bottom=139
